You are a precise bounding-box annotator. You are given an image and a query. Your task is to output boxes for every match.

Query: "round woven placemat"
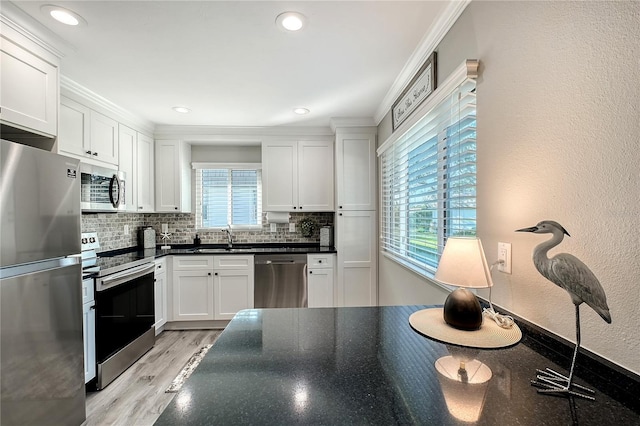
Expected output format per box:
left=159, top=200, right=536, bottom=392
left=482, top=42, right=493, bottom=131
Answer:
left=409, top=308, right=522, bottom=349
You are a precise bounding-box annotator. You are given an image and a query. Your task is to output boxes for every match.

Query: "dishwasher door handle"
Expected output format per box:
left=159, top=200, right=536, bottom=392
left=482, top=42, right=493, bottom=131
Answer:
left=256, top=260, right=298, bottom=265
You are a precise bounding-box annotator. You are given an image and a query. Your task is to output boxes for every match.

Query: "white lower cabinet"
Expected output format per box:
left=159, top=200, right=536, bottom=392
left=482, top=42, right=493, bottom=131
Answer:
left=170, top=255, right=253, bottom=322
left=213, top=256, right=254, bottom=320
left=307, top=254, right=335, bottom=308
left=172, top=256, right=215, bottom=321
left=82, top=278, right=96, bottom=384
left=154, top=258, right=167, bottom=334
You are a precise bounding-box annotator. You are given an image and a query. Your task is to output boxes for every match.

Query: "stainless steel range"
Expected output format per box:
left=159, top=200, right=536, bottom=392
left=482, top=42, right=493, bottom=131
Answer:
left=81, top=233, right=155, bottom=390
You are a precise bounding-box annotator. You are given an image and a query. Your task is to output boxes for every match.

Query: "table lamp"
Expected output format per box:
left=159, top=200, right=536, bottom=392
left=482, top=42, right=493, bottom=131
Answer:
left=434, top=237, right=493, bottom=331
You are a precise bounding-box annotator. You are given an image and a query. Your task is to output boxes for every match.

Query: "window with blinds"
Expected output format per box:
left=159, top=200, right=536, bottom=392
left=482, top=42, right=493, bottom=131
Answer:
left=194, top=164, right=262, bottom=229
left=379, top=77, right=476, bottom=276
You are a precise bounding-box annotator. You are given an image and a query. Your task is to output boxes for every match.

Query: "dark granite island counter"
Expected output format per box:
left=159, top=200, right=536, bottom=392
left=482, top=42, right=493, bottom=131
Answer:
left=155, top=306, right=639, bottom=425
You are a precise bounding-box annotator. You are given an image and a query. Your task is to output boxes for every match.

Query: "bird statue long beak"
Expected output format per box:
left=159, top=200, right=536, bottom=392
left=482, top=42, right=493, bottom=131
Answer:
left=516, top=226, right=538, bottom=233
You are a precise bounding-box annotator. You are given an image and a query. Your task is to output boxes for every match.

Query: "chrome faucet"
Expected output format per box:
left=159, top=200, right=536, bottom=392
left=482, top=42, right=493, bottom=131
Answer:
left=222, top=224, right=234, bottom=249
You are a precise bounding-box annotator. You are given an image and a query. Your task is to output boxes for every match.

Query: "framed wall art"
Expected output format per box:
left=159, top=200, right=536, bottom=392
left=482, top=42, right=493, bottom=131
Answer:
left=392, top=52, right=437, bottom=131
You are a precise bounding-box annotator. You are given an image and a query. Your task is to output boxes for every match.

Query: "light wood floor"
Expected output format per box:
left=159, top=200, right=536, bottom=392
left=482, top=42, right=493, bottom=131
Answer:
left=83, top=329, right=222, bottom=426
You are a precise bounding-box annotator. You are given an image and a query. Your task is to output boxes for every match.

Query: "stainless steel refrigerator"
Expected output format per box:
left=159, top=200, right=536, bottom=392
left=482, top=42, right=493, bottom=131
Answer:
left=0, top=139, right=86, bottom=425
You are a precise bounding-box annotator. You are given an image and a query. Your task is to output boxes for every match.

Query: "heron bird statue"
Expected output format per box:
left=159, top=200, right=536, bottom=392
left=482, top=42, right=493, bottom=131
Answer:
left=516, top=220, right=611, bottom=400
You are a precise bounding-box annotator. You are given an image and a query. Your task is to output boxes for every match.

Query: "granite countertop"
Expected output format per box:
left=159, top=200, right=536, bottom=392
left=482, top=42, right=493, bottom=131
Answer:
left=152, top=243, right=337, bottom=258
left=154, top=306, right=639, bottom=425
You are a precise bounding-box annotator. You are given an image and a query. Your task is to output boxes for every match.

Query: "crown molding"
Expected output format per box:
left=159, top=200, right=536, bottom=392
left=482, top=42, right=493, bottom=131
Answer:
left=373, top=0, right=471, bottom=125
left=61, top=76, right=155, bottom=134
left=154, top=125, right=334, bottom=142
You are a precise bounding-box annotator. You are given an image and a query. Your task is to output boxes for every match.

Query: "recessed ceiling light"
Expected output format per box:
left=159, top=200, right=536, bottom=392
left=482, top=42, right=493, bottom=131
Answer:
left=172, top=106, right=191, bottom=114
left=41, top=5, right=87, bottom=26
left=276, top=12, right=306, bottom=32
left=294, top=108, right=310, bottom=115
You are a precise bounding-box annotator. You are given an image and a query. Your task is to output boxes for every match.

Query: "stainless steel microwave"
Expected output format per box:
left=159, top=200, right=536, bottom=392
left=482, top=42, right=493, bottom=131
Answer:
left=80, top=163, right=126, bottom=212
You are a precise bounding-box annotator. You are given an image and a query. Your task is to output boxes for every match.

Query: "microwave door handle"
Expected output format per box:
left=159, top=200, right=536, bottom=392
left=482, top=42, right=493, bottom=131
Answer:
left=109, top=174, right=120, bottom=208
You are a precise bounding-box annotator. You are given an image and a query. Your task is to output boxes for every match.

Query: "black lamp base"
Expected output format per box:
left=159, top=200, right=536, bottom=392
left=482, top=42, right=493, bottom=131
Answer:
left=443, top=288, right=483, bottom=331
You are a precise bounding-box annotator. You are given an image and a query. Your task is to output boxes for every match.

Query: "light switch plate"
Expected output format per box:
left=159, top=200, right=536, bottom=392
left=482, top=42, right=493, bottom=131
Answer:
left=270, top=223, right=276, bottom=233
left=289, top=223, right=296, bottom=232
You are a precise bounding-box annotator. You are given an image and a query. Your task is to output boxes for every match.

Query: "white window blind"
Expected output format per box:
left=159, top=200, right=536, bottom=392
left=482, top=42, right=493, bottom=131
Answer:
left=193, top=164, right=262, bottom=229
left=379, top=76, right=477, bottom=276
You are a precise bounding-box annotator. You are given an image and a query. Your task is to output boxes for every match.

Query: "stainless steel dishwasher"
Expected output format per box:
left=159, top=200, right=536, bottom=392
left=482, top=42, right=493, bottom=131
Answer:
left=254, top=254, right=308, bottom=308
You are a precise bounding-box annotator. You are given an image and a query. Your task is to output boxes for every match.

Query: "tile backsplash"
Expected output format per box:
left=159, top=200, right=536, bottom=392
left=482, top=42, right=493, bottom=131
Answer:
left=81, top=212, right=334, bottom=252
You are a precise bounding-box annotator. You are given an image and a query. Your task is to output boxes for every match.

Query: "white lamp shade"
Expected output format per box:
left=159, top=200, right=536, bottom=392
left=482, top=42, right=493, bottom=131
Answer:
left=435, top=237, right=493, bottom=288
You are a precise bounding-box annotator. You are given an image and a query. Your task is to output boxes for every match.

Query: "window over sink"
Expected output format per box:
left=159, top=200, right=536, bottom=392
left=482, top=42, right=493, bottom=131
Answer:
left=193, top=163, right=262, bottom=229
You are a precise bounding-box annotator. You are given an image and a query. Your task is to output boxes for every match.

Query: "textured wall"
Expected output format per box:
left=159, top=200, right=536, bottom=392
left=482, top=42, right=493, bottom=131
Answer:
left=81, top=212, right=334, bottom=252
left=379, top=1, right=640, bottom=375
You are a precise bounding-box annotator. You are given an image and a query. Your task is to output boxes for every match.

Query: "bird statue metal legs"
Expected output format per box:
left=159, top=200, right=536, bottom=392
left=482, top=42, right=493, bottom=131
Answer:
left=516, top=221, right=612, bottom=401
left=530, top=305, right=596, bottom=400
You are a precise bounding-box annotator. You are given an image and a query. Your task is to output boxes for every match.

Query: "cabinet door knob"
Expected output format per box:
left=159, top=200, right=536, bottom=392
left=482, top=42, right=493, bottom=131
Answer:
left=139, top=206, right=143, bottom=209
left=339, top=206, right=343, bottom=209
left=339, top=213, right=343, bottom=216
left=214, top=272, right=218, bottom=276
left=174, top=207, right=178, bottom=210
left=309, top=271, right=313, bottom=274
left=208, top=272, right=212, bottom=276
left=92, top=152, right=98, bottom=156
left=319, top=260, right=322, bottom=263
left=85, top=150, right=92, bottom=155
left=293, top=206, right=297, bottom=209
left=299, top=206, right=302, bottom=209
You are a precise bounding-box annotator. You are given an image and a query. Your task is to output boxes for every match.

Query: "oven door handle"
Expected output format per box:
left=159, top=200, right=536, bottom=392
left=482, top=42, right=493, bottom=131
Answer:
left=96, top=262, right=155, bottom=292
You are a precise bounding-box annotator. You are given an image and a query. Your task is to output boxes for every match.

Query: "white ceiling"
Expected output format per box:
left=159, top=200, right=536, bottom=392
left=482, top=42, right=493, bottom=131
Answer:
left=8, top=1, right=451, bottom=128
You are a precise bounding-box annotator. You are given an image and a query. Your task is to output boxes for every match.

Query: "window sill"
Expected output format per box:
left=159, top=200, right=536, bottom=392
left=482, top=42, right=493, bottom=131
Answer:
left=380, top=250, right=453, bottom=293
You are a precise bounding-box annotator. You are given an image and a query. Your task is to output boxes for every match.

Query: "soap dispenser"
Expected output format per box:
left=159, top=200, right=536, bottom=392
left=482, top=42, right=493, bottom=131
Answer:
left=194, top=234, right=201, bottom=246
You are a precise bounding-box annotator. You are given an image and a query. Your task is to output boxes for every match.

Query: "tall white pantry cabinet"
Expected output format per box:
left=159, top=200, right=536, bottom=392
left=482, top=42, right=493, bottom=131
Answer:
left=335, top=128, right=378, bottom=307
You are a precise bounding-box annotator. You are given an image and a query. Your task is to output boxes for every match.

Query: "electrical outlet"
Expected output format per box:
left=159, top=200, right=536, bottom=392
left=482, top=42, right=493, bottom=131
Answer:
left=124, top=224, right=129, bottom=235
left=289, top=223, right=296, bottom=232
left=498, top=242, right=512, bottom=274
left=270, top=223, right=276, bottom=233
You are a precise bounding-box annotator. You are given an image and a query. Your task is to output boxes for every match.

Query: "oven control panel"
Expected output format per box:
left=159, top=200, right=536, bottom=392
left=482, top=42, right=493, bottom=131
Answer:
left=81, top=232, right=100, bottom=251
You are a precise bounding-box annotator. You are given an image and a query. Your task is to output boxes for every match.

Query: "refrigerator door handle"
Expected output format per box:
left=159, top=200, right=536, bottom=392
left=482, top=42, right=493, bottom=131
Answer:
left=0, top=256, right=80, bottom=280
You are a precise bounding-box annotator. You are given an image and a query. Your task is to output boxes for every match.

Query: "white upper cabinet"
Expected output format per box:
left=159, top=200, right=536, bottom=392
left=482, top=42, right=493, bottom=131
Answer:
left=118, top=124, right=137, bottom=211
left=89, top=111, right=119, bottom=165
left=0, top=26, right=59, bottom=137
left=262, top=139, right=334, bottom=212
left=335, top=129, right=376, bottom=211
left=59, top=97, right=90, bottom=158
left=262, top=141, right=297, bottom=211
left=58, top=97, right=119, bottom=167
left=298, top=141, right=334, bottom=211
left=155, top=140, right=191, bottom=213
left=136, top=133, right=155, bottom=212
left=119, top=125, right=155, bottom=212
